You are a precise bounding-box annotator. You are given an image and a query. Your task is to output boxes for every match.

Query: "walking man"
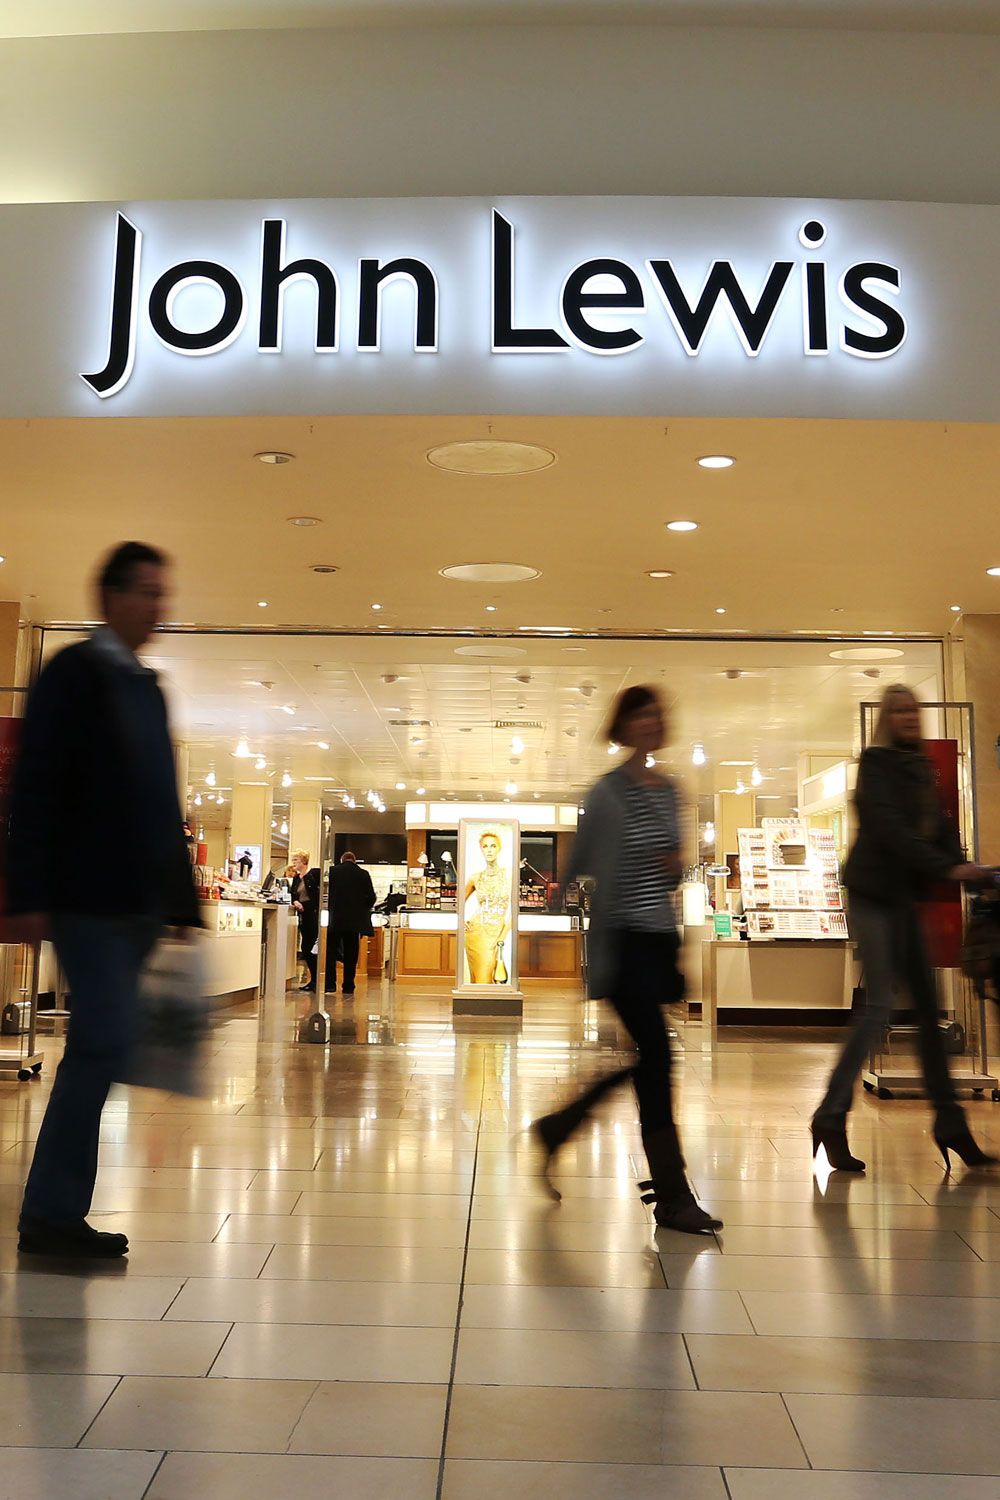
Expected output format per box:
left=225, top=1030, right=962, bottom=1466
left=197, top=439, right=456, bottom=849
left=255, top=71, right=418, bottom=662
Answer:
left=6, top=542, right=200, bottom=1258
left=326, top=851, right=376, bottom=995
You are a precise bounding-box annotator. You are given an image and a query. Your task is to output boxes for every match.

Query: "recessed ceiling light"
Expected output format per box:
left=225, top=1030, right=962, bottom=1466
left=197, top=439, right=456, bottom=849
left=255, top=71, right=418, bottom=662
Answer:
left=427, top=440, right=556, bottom=476
left=315, top=740, right=330, bottom=750
left=288, top=515, right=321, bottom=527
left=697, top=455, right=735, bottom=469
left=371, top=603, right=383, bottom=611
left=232, top=738, right=252, bottom=759
left=395, top=781, right=407, bottom=791
left=311, top=564, right=339, bottom=575
left=829, top=647, right=904, bottom=661
left=254, top=451, right=294, bottom=465
left=485, top=604, right=498, bottom=612
left=257, top=600, right=268, bottom=608
left=454, top=643, right=526, bottom=659
left=505, top=781, right=518, bottom=795
left=950, top=604, right=962, bottom=612
left=254, top=757, right=266, bottom=771
left=647, top=570, right=674, bottom=579
left=440, top=562, right=541, bottom=583
left=715, top=607, right=727, bottom=615
left=0, top=555, right=6, bottom=564
left=988, top=568, right=1000, bottom=577
left=416, top=787, right=426, bottom=795
left=666, top=521, right=698, bottom=532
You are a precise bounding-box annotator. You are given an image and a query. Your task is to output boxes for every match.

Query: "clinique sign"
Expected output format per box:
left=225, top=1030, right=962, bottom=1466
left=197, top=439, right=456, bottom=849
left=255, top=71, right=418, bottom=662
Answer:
left=82, top=209, right=906, bottom=398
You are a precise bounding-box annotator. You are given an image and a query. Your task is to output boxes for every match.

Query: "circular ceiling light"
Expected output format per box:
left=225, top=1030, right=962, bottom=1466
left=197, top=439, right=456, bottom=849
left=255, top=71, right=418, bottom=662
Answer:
left=254, top=451, right=294, bottom=465
left=288, top=515, right=321, bottom=527
left=950, top=604, right=962, bottom=612
left=454, top=643, right=527, bottom=659
left=427, top=440, right=556, bottom=476
left=666, top=520, right=698, bottom=532
left=440, top=562, right=541, bottom=584
left=697, top=455, right=735, bottom=469
left=311, top=564, right=339, bottom=574
left=647, top=570, right=674, bottom=579
left=257, top=600, right=268, bottom=609
left=988, top=568, right=1000, bottom=577
left=829, top=647, right=905, bottom=661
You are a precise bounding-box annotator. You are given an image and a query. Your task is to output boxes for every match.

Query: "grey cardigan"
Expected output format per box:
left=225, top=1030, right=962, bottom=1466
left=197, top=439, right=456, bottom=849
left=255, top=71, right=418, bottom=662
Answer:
left=566, top=765, right=682, bottom=999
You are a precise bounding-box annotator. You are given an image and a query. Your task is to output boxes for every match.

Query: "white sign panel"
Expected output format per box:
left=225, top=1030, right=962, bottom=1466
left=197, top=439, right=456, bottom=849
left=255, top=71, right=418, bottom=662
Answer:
left=1, top=195, right=998, bottom=420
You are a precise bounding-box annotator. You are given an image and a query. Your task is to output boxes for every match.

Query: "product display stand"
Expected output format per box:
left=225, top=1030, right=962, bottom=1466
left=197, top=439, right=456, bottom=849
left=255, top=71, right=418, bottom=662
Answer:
left=0, top=941, right=44, bottom=1082
left=452, top=817, right=524, bottom=1018
left=862, top=979, right=998, bottom=1100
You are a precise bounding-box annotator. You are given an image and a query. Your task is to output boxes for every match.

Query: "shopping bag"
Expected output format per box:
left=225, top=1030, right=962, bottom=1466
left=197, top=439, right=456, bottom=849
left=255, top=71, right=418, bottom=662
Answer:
left=121, top=937, right=212, bottom=1097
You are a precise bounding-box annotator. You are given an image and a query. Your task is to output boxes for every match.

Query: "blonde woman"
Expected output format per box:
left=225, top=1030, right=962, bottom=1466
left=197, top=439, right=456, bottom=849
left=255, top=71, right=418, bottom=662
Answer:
left=463, top=830, right=511, bottom=983
left=812, top=684, right=995, bottom=1172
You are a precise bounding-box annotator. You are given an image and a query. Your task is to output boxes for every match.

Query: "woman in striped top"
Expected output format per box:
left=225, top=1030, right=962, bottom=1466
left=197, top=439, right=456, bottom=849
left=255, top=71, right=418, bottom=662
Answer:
left=532, top=685, right=722, bottom=1236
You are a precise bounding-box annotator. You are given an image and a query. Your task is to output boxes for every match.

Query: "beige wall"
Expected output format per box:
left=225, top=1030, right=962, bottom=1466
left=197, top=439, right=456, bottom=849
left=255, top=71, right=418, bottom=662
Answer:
left=0, top=601, right=21, bottom=715
left=2, top=24, right=999, bottom=206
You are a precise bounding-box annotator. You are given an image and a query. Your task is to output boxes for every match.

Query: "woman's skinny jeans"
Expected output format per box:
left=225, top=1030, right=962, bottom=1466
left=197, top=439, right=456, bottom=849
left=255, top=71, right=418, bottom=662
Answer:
left=815, top=893, right=958, bottom=1124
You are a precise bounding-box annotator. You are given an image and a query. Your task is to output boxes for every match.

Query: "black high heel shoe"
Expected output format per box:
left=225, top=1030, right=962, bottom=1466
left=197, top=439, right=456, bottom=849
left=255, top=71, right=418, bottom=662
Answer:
left=811, top=1121, right=866, bottom=1173
left=530, top=1114, right=566, bottom=1201
left=640, top=1183, right=723, bottom=1234
left=933, top=1114, right=999, bottom=1172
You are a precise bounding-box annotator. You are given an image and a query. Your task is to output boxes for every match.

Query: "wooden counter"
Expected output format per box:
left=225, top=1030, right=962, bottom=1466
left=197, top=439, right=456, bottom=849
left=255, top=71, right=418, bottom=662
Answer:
left=395, top=925, right=581, bottom=981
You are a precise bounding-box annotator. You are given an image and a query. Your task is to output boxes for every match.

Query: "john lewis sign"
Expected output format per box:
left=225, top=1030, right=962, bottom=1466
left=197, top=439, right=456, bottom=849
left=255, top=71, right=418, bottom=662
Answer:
left=83, top=207, right=905, bottom=398
left=1, top=195, right=998, bottom=420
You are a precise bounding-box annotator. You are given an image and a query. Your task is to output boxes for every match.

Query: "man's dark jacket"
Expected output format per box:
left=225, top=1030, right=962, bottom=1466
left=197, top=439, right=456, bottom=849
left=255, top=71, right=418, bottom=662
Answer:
left=844, top=745, right=964, bottom=905
left=328, top=860, right=377, bottom=934
left=6, top=638, right=200, bottom=925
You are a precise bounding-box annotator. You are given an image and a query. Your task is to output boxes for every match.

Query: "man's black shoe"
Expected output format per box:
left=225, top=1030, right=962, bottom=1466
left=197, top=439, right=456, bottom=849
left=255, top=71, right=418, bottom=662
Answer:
left=18, top=1217, right=129, bottom=1259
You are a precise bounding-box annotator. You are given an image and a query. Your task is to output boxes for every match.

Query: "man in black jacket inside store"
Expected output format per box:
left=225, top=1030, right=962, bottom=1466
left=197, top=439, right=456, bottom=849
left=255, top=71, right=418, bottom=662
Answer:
left=326, top=851, right=376, bottom=995
left=5, top=542, right=199, bottom=1259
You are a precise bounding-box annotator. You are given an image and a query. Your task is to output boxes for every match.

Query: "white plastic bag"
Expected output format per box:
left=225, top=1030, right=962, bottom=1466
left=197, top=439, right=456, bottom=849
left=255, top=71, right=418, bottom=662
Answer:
left=122, top=936, right=212, bottom=1097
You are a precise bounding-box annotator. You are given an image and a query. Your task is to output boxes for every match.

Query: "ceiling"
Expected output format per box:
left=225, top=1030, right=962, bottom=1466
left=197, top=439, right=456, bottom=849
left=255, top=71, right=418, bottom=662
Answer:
left=4, top=414, right=998, bottom=640
left=3, top=2, right=997, bottom=38
left=40, top=628, right=943, bottom=817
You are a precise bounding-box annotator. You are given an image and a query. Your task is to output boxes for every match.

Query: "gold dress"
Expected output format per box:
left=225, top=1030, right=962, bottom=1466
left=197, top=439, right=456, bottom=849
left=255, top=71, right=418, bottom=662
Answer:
left=465, top=865, right=510, bottom=983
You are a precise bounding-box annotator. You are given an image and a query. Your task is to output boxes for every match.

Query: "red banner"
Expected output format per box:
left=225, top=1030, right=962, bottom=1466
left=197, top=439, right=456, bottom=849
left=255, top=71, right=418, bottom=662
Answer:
left=921, top=738, right=962, bottom=969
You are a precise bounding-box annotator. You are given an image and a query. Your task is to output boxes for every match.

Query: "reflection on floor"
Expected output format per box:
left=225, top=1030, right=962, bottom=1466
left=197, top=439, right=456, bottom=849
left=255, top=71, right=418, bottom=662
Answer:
left=3, top=980, right=1000, bottom=1497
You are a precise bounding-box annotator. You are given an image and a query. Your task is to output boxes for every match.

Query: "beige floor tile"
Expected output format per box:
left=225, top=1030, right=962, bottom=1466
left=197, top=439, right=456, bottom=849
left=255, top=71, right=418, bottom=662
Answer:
left=0, top=1273, right=184, bottom=1321
left=446, top=1386, right=807, bottom=1466
left=461, top=1284, right=752, bottom=1334
left=698, top=1199, right=997, bottom=1231
left=470, top=1196, right=648, bottom=1223
left=743, top=1289, right=1000, bottom=1340
left=216, top=1213, right=468, bottom=1246
left=89, top=1166, right=259, bottom=1189
left=147, top=1452, right=439, bottom=1500
left=259, top=1243, right=465, bottom=1283
left=467, top=1220, right=655, bottom=1252
left=88, top=1186, right=302, bottom=1215
left=82, top=1374, right=316, bottom=1453
left=955, top=1231, right=1000, bottom=1259
left=0, top=1316, right=231, bottom=1376
left=166, top=1277, right=459, bottom=1327
left=0, top=1372, right=119, bottom=1446
left=686, top=1179, right=926, bottom=1205
left=88, top=1211, right=228, bottom=1242
left=464, top=1248, right=667, bottom=1288
left=688, top=1332, right=1000, bottom=1396
left=0, top=1448, right=161, bottom=1500
left=660, top=1252, right=1000, bottom=1297
left=308, top=1169, right=474, bottom=1194
left=291, top=1192, right=469, bottom=1219
left=455, top=1327, right=695, bottom=1388
left=95, top=1143, right=322, bottom=1170
left=289, top=1381, right=448, bottom=1457
left=715, top=1223, right=979, bottom=1259
left=725, top=1471, right=1000, bottom=1500
left=210, top=1321, right=454, bottom=1381
left=785, top=1392, right=1000, bottom=1474
left=442, top=1459, right=728, bottom=1498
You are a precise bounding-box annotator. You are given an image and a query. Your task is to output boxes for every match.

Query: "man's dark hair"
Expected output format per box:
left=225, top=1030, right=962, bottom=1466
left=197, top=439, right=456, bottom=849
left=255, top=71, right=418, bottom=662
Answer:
left=98, top=541, right=168, bottom=595
left=605, top=684, right=662, bottom=743
left=341, top=851, right=357, bottom=863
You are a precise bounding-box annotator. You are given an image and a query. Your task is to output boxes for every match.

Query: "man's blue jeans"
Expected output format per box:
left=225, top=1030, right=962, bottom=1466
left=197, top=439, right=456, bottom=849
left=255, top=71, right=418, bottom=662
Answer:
left=20, top=915, right=159, bottom=1226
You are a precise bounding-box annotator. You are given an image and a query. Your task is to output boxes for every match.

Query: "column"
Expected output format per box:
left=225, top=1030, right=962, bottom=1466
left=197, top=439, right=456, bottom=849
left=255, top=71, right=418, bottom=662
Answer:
left=230, top=781, right=273, bottom=875
left=289, top=798, right=322, bottom=867
left=960, top=615, right=1000, bottom=863
left=174, top=742, right=190, bottom=818
left=713, top=790, right=756, bottom=913
left=0, top=601, right=21, bottom=715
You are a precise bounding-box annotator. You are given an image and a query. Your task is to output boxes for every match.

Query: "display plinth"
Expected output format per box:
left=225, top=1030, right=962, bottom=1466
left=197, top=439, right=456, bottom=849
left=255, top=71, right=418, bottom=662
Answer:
left=451, top=984, right=524, bottom=1018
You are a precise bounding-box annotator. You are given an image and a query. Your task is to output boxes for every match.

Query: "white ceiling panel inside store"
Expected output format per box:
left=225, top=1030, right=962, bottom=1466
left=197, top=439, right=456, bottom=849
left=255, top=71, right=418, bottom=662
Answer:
left=41, top=630, right=942, bottom=818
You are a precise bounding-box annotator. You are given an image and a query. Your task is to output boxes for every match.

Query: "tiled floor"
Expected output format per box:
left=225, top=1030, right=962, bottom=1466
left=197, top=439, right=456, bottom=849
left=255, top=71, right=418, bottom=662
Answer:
left=3, top=981, right=1000, bottom=1497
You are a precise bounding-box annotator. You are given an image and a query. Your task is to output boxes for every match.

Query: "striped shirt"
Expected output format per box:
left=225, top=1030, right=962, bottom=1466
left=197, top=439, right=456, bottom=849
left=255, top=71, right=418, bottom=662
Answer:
left=608, top=780, right=680, bottom=932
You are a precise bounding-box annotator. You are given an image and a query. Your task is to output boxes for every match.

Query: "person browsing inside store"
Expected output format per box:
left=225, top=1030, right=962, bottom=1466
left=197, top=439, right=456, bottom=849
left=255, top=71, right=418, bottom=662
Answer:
left=326, top=850, right=377, bottom=995
left=289, top=850, right=320, bottom=992
left=812, top=683, right=995, bottom=1173
left=531, top=684, right=722, bottom=1236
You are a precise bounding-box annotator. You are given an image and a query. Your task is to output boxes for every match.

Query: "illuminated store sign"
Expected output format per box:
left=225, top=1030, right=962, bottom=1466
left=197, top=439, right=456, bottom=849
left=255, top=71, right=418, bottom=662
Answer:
left=81, top=208, right=906, bottom=399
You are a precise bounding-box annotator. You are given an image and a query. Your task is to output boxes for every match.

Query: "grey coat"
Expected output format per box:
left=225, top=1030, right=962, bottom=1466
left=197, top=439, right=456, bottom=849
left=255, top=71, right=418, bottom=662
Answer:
left=566, top=765, right=681, bottom=999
